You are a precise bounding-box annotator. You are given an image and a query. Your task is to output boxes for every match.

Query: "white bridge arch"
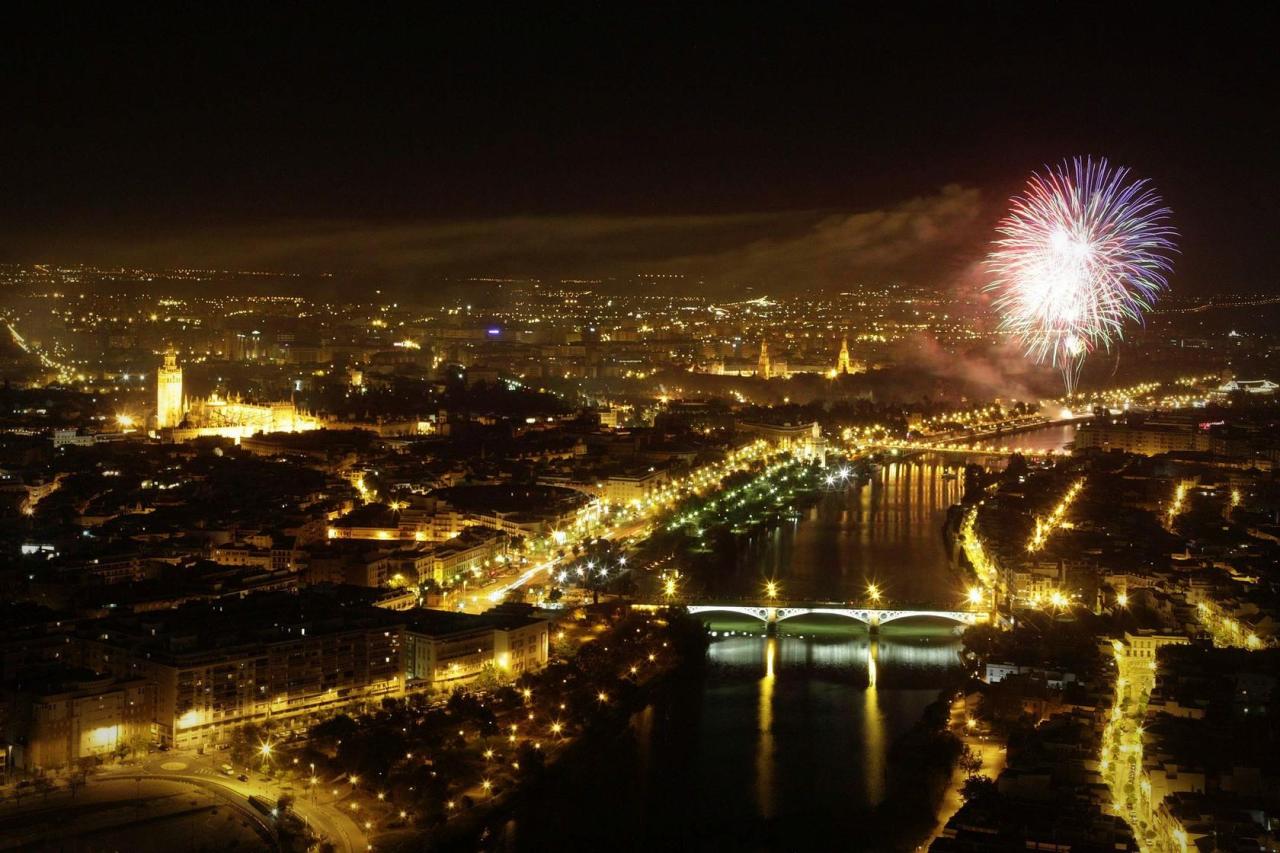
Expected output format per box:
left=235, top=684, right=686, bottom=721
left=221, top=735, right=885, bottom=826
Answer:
left=684, top=604, right=985, bottom=628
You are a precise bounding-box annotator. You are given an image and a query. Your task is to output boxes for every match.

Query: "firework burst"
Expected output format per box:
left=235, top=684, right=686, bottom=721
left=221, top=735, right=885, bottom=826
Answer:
left=986, top=157, right=1176, bottom=395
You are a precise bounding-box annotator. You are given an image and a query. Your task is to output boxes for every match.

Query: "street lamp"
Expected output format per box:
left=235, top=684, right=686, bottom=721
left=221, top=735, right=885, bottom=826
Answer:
left=966, top=586, right=985, bottom=608
left=764, top=580, right=779, bottom=600
left=867, top=583, right=882, bottom=605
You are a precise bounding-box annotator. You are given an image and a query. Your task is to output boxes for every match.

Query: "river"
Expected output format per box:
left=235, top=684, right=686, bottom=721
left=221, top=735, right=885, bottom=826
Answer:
left=492, top=426, right=1073, bottom=852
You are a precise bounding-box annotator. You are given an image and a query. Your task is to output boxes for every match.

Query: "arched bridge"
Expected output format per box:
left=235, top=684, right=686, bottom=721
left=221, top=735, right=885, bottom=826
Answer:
left=681, top=603, right=988, bottom=629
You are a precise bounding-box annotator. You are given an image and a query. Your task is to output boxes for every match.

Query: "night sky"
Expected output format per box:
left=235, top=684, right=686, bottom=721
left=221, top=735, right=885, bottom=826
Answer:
left=2, top=7, right=1276, bottom=294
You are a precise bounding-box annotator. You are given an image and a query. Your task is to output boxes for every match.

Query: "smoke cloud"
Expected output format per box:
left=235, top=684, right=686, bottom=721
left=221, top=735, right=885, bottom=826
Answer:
left=22, top=185, right=988, bottom=295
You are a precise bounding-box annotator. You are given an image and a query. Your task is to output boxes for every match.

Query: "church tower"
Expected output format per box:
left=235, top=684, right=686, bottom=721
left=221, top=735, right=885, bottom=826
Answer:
left=836, top=336, right=854, bottom=375
left=757, top=340, right=771, bottom=380
left=156, top=351, right=184, bottom=429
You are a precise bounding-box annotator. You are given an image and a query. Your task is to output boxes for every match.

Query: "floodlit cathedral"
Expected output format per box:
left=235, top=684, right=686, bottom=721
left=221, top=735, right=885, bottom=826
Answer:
left=152, top=353, right=319, bottom=440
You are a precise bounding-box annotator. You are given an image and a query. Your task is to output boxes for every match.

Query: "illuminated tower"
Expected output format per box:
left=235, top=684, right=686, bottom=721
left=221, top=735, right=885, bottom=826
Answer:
left=757, top=340, right=771, bottom=380
left=155, top=351, right=184, bottom=429
left=836, top=336, right=853, bottom=375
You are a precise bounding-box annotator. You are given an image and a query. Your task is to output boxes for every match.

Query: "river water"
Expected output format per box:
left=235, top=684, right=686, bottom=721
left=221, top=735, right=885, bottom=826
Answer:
left=495, top=427, right=1072, bottom=852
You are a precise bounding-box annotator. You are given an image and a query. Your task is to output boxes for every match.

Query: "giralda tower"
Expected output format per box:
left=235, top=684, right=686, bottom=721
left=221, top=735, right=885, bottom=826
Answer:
left=155, top=351, right=184, bottom=429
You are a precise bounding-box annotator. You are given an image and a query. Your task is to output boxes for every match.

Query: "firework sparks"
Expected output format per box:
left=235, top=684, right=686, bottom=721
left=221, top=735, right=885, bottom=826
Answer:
left=987, top=157, right=1176, bottom=394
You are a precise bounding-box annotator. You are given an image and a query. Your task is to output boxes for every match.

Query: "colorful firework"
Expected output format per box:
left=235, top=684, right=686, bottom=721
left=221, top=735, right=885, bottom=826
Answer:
left=986, top=157, right=1176, bottom=395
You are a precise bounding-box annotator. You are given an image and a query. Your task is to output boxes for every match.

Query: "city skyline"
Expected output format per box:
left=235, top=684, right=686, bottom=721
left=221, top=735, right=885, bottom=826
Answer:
left=3, top=9, right=1280, bottom=853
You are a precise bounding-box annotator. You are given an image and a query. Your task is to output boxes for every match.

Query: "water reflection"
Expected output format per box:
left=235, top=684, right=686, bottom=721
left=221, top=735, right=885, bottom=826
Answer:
left=1001, top=422, right=1078, bottom=453
left=745, top=458, right=967, bottom=605
left=756, top=636, right=776, bottom=819
left=707, top=631, right=962, bottom=679
left=864, top=639, right=884, bottom=804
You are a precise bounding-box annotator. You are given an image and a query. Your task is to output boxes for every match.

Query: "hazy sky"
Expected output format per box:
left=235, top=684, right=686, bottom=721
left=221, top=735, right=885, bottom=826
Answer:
left=3, top=8, right=1276, bottom=295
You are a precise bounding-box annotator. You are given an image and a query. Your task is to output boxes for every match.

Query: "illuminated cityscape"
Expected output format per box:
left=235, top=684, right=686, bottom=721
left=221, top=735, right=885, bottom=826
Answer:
left=2, top=9, right=1280, bottom=853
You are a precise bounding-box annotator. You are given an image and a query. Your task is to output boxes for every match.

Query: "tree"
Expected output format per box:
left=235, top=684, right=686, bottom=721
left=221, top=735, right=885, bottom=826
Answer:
left=960, top=775, right=998, bottom=804
left=1004, top=453, right=1029, bottom=481
left=963, top=464, right=989, bottom=503
left=515, top=741, right=545, bottom=778
left=68, top=771, right=87, bottom=799
left=309, top=714, right=358, bottom=755
left=228, top=722, right=268, bottom=767
left=472, top=662, right=506, bottom=692
left=575, top=538, right=624, bottom=605
left=958, top=745, right=983, bottom=778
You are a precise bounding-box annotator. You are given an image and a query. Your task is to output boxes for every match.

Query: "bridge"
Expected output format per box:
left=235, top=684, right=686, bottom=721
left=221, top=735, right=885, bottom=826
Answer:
left=861, top=415, right=1089, bottom=459
left=872, top=439, right=1065, bottom=458
left=667, top=602, right=989, bottom=631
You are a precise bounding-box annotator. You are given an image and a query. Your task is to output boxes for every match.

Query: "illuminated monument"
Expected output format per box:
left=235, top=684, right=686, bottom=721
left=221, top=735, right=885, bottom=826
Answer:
left=757, top=340, right=772, bottom=379
left=832, top=336, right=864, bottom=377
left=155, top=351, right=184, bottom=429
left=185, top=393, right=319, bottom=437
left=153, top=353, right=319, bottom=441
left=835, top=337, right=854, bottom=374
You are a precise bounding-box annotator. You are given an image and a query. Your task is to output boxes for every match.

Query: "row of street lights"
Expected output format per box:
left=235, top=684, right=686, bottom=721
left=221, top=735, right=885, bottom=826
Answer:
left=761, top=579, right=882, bottom=605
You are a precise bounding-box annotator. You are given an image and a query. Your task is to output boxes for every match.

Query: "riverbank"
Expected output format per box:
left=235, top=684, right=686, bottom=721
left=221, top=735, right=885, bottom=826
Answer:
left=928, top=694, right=1009, bottom=846
left=368, top=607, right=711, bottom=852
left=866, top=687, right=970, bottom=851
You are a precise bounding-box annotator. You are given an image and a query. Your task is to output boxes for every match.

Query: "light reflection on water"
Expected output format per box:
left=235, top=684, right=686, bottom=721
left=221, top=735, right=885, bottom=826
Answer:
left=756, top=636, right=776, bottom=819
left=706, top=631, right=961, bottom=674
left=865, top=641, right=884, bottom=804
left=705, top=627, right=962, bottom=825
left=743, top=457, right=967, bottom=604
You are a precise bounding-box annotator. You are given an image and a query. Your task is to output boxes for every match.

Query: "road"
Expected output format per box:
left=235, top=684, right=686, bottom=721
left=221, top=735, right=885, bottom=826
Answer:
left=98, top=751, right=369, bottom=853
left=0, top=775, right=268, bottom=851
left=461, top=516, right=654, bottom=611
left=928, top=696, right=1008, bottom=844
left=1100, top=648, right=1155, bottom=850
